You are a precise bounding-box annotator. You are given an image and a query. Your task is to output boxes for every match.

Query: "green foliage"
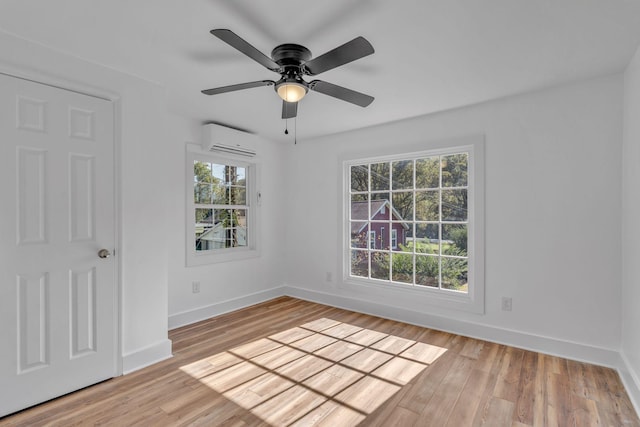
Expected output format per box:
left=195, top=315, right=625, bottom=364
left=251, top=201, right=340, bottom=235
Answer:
left=194, top=161, right=214, bottom=183
left=350, top=165, right=368, bottom=192
left=415, top=254, right=439, bottom=287
left=416, top=157, right=439, bottom=188
left=449, top=226, right=467, bottom=252
left=387, top=242, right=467, bottom=290
left=371, top=252, right=389, bottom=280
left=442, top=259, right=467, bottom=291
left=391, top=253, right=412, bottom=282
left=441, top=153, right=468, bottom=187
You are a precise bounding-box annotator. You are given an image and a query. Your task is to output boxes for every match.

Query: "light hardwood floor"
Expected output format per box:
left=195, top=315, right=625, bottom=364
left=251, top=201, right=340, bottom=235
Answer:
left=1, top=296, right=639, bottom=426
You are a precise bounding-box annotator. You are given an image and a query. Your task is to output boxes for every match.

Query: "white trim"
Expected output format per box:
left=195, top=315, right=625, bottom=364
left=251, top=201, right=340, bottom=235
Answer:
left=282, top=286, right=622, bottom=369
left=112, top=98, right=123, bottom=376
left=391, top=228, right=398, bottom=249
left=168, top=286, right=286, bottom=330
left=122, top=339, right=173, bottom=375
left=0, top=67, right=118, bottom=102
left=169, top=287, right=623, bottom=369
left=185, top=143, right=261, bottom=266
left=620, top=350, right=640, bottom=417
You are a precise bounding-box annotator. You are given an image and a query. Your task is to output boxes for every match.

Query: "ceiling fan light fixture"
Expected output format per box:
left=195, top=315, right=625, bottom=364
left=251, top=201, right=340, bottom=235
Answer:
left=276, top=81, right=307, bottom=103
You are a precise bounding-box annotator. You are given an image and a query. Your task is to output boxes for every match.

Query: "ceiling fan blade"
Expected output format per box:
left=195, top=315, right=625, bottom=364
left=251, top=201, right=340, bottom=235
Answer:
left=309, top=80, right=374, bottom=107
left=304, top=36, right=374, bottom=76
left=211, top=29, right=280, bottom=71
left=282, top=101, right=298, bottom=119
left=202, top=80, right=274, bottom=96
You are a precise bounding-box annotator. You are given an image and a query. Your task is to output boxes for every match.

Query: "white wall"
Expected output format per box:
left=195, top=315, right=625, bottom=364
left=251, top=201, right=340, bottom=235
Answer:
left=284, top=74, right=624, bottom=364
left=622, top=45, right=640, bottom=411
left=166, top=115, right=288, bottom=328
left=3, top=27, right=636, bottom=407
left=0, top=32, right=172, bottom=372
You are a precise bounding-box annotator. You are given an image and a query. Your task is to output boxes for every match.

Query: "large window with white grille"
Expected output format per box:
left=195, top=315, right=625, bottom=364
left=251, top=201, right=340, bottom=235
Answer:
left=343, top=139, right=484, bottom=311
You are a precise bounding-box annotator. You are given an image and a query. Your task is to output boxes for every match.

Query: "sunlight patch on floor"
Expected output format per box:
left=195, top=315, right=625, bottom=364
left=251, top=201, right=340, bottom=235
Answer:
left=180, top=318, right=447, bottom=426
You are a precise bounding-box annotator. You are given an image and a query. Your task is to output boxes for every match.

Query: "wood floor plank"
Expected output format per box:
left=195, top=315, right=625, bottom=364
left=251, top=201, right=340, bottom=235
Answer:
left=400, top=341, right=448, bottom=365
left=493, top=347, right=525, bottom=403
left=546, top=372, right=573, bottom=426
left=569, top=394, right=601, bottom=427
left=396, top=350, right=459, bottom=414
left=445, top=368, right=492, bottom=426
left=459, top=338, right=485, bottom=360
left=1, top=297, right=638, bottom=427
left=532, top=353, right=547, bottom=427
left=378, top=406, right=421, bottom=426
left=419, top=354, right=475, bottom=422
left=479, top=397, right=514, bottom=426
left=514, top=350, right=538, bottom=425
left=289, top=400, right=366, bottom=427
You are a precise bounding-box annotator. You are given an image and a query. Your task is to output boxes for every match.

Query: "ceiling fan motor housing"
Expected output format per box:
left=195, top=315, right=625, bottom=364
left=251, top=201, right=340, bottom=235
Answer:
left=271, top=44, right=312, bottom=96
left=271, top=44, right=312, bottom=67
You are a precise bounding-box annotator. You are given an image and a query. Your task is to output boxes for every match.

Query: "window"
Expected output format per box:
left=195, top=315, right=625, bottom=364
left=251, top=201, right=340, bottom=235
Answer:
left=369, top=231, right=376, bottom=249
left=344, top=137, right=484, bottom=312
left=187, top=149, right=259, bottom=265
left=194, top=160, right=248, bottom=250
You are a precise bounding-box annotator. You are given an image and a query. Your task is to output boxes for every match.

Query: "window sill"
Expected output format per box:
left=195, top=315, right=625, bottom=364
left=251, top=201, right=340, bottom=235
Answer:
left=187, top=246, right=260, bottom=267
left=341, top=275, right=484, bottom=314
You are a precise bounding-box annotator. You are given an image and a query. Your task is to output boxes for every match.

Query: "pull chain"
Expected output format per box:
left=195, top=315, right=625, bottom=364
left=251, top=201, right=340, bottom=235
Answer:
left=284, top=117, right=297, bottom=145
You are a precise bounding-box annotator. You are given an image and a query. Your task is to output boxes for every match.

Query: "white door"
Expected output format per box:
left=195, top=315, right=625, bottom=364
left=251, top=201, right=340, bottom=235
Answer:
left=0, top=73, right=117, bottom=417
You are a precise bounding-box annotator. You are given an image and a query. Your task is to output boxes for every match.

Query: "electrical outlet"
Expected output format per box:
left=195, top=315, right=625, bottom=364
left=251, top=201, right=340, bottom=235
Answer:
left=501, top=297, right=512, bottom=311
left=192, top=281, right=200, bottom=293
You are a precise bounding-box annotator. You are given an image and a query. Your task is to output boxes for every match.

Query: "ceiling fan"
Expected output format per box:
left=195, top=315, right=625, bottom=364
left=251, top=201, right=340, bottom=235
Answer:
left=201, top=29, right=375, bottom=119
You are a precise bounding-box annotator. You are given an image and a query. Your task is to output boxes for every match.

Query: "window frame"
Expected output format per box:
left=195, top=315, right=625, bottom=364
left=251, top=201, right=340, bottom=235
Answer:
left=341, top=135, right=485, bottom=314
left=186, top=147, right=260, bottom=266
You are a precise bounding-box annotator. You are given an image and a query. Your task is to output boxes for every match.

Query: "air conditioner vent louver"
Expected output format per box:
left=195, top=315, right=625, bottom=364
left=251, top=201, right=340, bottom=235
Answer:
left=208, top=143, right=256, bottom=157
left=202, top=123, right=258, bottom=157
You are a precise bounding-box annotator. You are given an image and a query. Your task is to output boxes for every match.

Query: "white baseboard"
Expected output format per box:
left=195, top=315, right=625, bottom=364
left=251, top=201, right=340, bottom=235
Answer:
left=122, top=339, right=173, bottom=375
left=168, top=286, right=286, bottom=330
left=620, top=351, right=640, bottom=417
left=282, top=285, right=623, bottom=369
left=164, top=284, right=639, bottom=416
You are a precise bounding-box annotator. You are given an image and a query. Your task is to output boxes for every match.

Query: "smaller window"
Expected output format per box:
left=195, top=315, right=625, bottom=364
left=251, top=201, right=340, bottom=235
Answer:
left=369, top=231, right=376, bottom=249
left=194, top=161, right=248, bottom=251
left=187, top=149, right=259, bottom=266
left=391, top=229, right=398, bottom=249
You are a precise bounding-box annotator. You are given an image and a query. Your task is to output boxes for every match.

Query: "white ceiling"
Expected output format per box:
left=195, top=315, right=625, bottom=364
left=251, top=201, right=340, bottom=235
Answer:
left=2, top=0, right=640, bottom=143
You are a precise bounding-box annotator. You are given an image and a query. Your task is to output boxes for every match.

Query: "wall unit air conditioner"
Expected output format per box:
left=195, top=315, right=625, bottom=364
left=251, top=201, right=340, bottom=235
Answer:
left=202, top=123, right=258, bottom=157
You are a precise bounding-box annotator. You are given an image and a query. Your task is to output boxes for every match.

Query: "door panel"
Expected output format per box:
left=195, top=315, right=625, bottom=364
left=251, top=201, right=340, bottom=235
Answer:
left=0, top=73, right=116, bottom=417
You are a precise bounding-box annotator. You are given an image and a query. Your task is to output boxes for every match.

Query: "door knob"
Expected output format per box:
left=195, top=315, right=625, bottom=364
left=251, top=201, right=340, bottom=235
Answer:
left=98, top=249, right=111, bottom=259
